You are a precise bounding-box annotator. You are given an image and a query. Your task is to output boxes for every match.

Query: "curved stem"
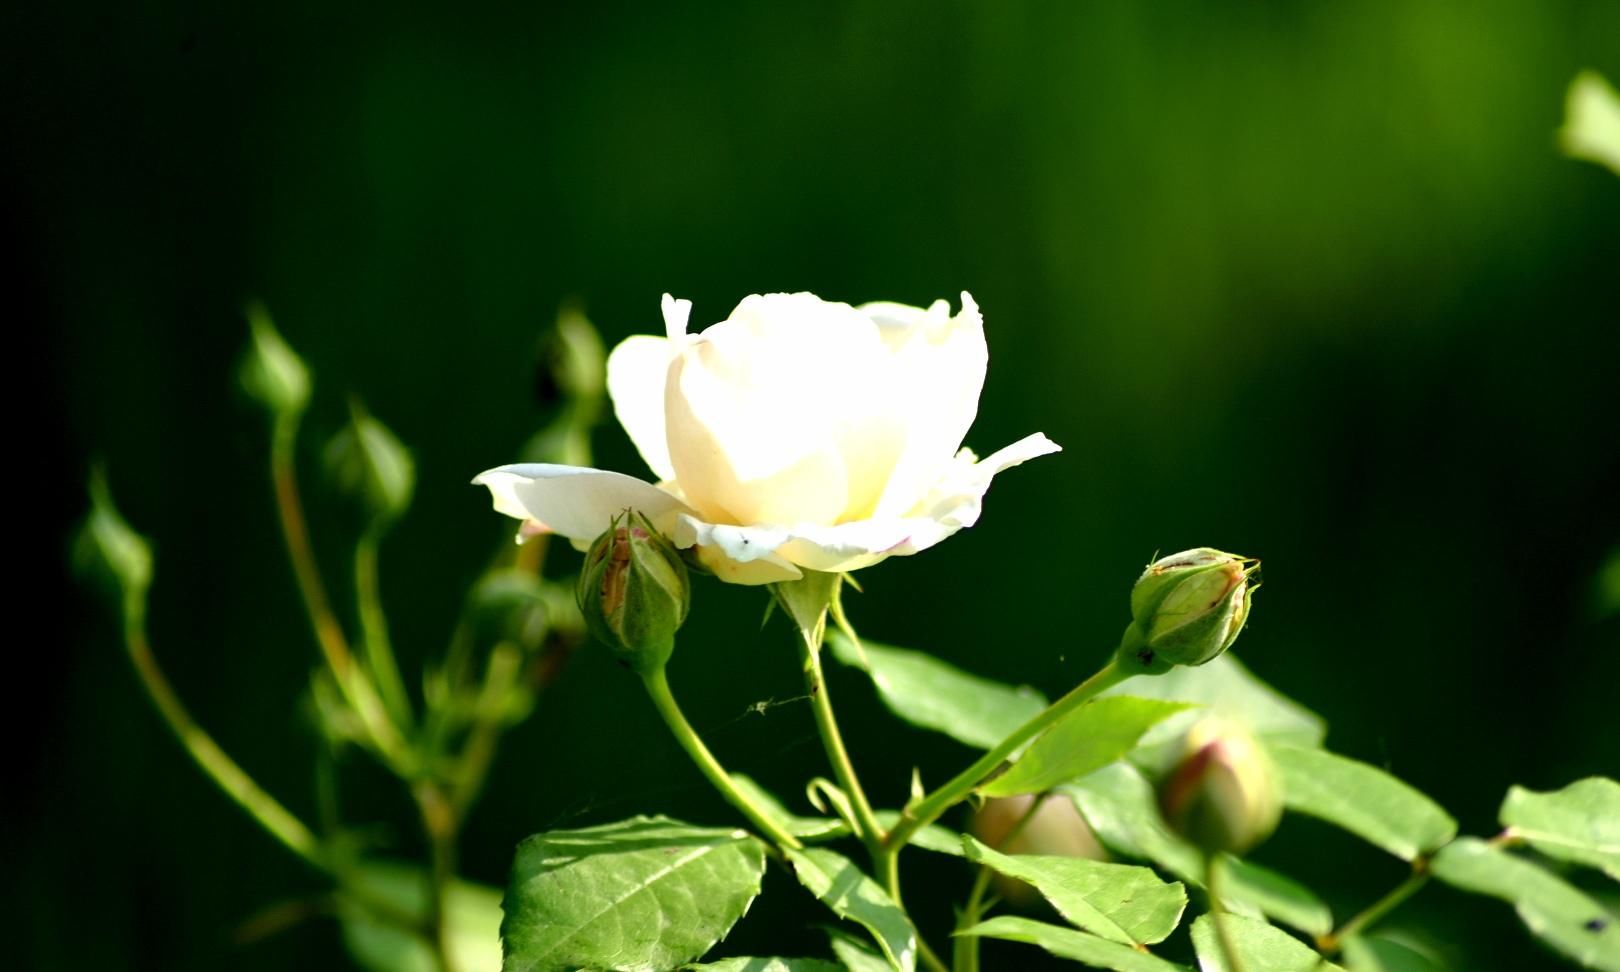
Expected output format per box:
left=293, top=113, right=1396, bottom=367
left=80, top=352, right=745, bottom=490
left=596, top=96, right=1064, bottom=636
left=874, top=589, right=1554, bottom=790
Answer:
left=1319, top=867, right=1431, bottom=954
left=356, top=526, right=413, bottom=728
left=1206, top=853, right=1245, bottom=972
left=795, top=623, right=884, bottom=851
left=641, top=667, right=803, bottom=849
left=120, top=591, right=324, bottom=869
left=269, top=414, right=411, bottom=769
left=885, top=659, right=1127, bottom=854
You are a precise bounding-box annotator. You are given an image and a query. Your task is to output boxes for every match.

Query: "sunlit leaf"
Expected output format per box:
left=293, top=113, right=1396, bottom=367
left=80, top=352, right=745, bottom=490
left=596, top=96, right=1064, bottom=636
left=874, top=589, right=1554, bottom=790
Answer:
left=826, top=631, right=1047, bottom=750
left=963, top=836, right=1186, bottom=944
left=826, top=929, right=893, bottom=972
left=1061, top=763, right=1330, bottom=934
left=687, top=960, right=842, bottom=971
left=785, top=847, right=916, bottom=972
left=1430, top=837, right=1620, bottom=971
left=731, top=774, right=846, bottom=840
left=980, top=698, right=1188, bottom=797
left=1189, top=913, right=1345, bottom=972
left=1268, top=744, right=1456, bottom=861
left=1500, top=777, right=1620, bottom=880
left=1561, top=71, right=1620, bottom=176
left=501, top=816, right=766, bottom=972
left=955, top=916, right=1187, bottom=971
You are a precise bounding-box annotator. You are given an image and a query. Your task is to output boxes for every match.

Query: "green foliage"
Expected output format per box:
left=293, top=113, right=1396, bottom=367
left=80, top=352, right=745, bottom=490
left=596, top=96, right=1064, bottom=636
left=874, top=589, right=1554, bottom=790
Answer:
left=1562, top=71, right=1620, bottom=177
left=1500, top=778, right=1620, bottom=880
left=1341, top=935, right=1448, bottom=972
left=826, top=631, right=1048, bottom=749
left=501, top=816, right=767, bottom=972
left=954, top=916, right=1187, bottom=971
left=783, top=847, right=917, bottom=972
left=979, top=697, right=1188, bottom=798
left=730, top=774, right=848, bottom=840
left=1190, top=913, right=1345, bottom=972
left=1268, top=744, right=1457, bottom=861
left=826, top=930, right=895, bottom=972
left=1429, top=838, right=1620, bottom=971
left=962, top=836, right=1186, bottom=945
left=1101, top=653, right=1326, bottom=775
left=687, top=960, right=842, bottom=972
left=339, top=860, right=503, bottom=972
left=1061, top=763, right=1329, bottom=933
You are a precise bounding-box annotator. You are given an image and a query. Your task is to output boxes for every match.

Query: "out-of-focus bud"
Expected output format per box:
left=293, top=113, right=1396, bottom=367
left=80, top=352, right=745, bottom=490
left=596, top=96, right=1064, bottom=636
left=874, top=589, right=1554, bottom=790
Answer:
left=239, top=303, right=311, bottom=417
left=1157, top=719, right=1282, bottom=856
left=74, top=469, right=153, bottom=596
left=534, top=303, right=606, bottom=411
left=576, top=511, right=689, bottom=674
left=972, top=794, right=1107, bottom=906
left=1121, top=548, right=1257, bottom=672
left=468, top=569, right=551, bottom=655
left=324, top=399, right=415, bottom=523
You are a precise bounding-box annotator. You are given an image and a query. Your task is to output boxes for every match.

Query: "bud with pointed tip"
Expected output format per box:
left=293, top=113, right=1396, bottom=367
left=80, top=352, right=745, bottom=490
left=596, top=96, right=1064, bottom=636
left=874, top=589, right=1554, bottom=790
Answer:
left=1121, top=548, right=1257, bottom=672
left=325, top=399, right=415, bottom=524
left=239, top=303, right=311, bottom=417
left=1157, top=719, right=1282, bottom=856
left=577, top=511, right=689, bottom=673
left=75, top=469, right=153, bottom=596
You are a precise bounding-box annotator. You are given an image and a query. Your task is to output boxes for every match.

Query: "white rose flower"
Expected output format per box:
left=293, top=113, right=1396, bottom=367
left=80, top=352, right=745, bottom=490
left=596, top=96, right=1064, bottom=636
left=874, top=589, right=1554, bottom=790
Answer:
left=474, top=292, right=1059, bottom=585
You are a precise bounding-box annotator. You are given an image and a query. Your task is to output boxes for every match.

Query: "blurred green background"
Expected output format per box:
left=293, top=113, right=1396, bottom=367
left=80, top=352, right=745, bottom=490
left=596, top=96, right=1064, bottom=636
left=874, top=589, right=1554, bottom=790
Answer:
left=13, top=1, right=1620, bottom=969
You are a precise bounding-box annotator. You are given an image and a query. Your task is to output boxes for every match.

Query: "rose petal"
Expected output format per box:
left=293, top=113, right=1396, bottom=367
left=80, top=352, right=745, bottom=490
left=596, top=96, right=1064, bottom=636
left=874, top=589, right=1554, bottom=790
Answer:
left=670, top=514, right=803, bottom=584
left=471, top=464, right=689, bottom=542
left=605, top=334, right=678, bottom=482
left=661, top=293, right=692, bottom=342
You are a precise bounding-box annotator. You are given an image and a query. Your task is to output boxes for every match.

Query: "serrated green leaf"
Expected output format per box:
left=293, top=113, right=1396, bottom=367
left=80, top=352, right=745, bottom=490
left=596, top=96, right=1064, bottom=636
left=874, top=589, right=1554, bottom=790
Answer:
left=1430, top=837, right=1620, bottom=971
left=731, top=774, right=846, bottom=840
left=687, top=960, right=842, bottom=972
left=339, top=860, right=502, bottom=972
left=1221, top=857, right=1333, bottom=937
left=963, top=836, right=1186, bottom=945
left=826, top=631, right=1047, bottom=749
left=1060, top=764, right=1329, bottom=934
left=956, top=916, right=1188, bottom=971
left=1102, top=654, right=1326, bottom=775
left=980, top=698, right=1188, bottom=798
left=1190, top=913, right=1344, bottom=972
left=1341, top=935, right=1448, bottom=972
left=785, top=847, right=916, bottom=972
left=501, top=816, right=767, bottom=972
left=1268, top=744, right=1456, bottom=861
left=1500, top=777, right=1620, bottom=880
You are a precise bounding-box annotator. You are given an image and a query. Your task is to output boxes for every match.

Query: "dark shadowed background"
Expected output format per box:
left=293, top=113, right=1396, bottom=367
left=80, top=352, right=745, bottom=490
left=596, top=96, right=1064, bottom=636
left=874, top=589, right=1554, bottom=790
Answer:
left=10, top=2, right=1619, bottom=969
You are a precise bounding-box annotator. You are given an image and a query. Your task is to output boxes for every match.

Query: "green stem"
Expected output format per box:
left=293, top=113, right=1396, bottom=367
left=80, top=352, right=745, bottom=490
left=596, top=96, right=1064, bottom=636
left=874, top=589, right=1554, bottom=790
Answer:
left=448, top=642, right=523, bottom=820
left=884, top=659, right=1127, bottom=854
left=1320, top=867, right=1431, bottom=954
left=414, top=781, right=460, bottom=972
left=356, top=526, right=413, bottom=728
left=269, top=414, right=412, bottom=771
left=120, top=590, right=326, bottom=869
left=795, top=620, right=884, bottom=851
left=1207, top=853, right=1245, bottom=972
left=641, top=667, right=803, bottom=849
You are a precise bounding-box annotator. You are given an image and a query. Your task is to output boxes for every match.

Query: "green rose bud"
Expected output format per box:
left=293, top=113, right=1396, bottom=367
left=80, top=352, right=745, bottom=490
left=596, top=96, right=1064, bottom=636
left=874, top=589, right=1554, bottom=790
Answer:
left=576, top=511, right=689, bottom=673
left=74, top=469, right=153, bottom=597
left=239, top=303, right=311, bottom=417
left=324, top=399, right=415, bottom=524
left=1123, top=548, right=1257, bottom=671
left=1157, top=719, right=1282, bottom=856
left=972, top=794, right=1107, bottom=906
